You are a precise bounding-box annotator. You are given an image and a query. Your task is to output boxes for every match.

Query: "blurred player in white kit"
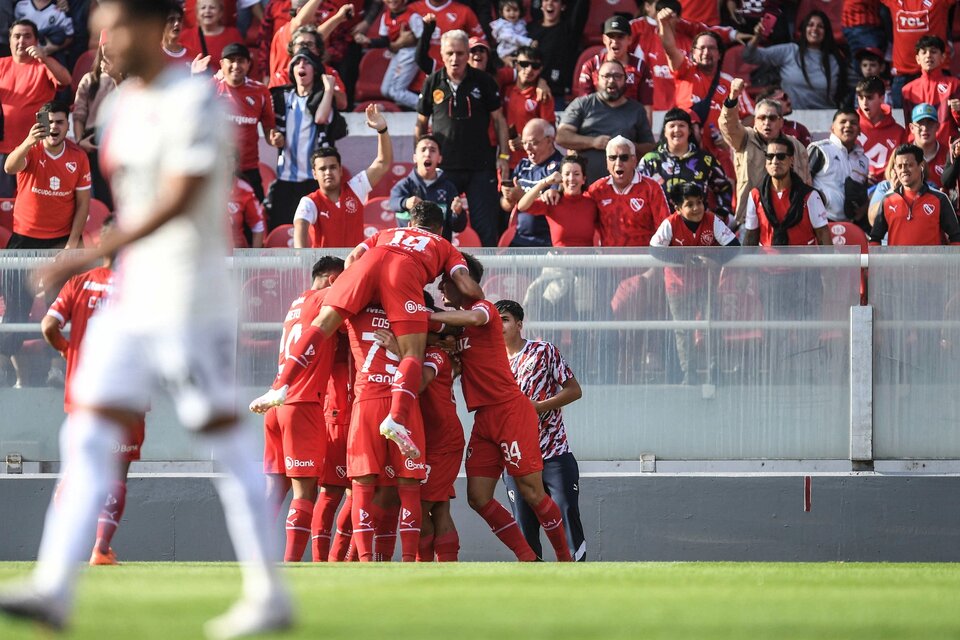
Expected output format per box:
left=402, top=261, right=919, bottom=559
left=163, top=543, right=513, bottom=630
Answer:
left=0, top=1, right=291, bottom=638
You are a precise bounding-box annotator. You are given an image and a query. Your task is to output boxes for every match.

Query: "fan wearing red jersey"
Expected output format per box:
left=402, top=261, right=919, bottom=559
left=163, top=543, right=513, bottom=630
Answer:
left=41, top=224, right=146, bottom=567
left=262, top=256, right=344, bottom=562
left=250, top=202, right=484, bottom=471
left=227, top=177, right=267, bottom=248
left=431, top=255, right=572, bottom=562
left=344, top=304, right=428, bottom=562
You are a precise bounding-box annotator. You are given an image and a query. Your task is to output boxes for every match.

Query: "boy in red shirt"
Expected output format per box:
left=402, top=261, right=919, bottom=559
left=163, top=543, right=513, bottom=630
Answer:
left=901, top=35, right=960, bottom=145
left=431, top=254, right=572, bottom=562
left=857, top=76, right=908, bottom=184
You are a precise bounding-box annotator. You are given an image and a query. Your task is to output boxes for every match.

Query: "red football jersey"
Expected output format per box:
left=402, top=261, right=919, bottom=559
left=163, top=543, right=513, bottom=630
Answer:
left=456, top=299, right=526, bottom=411
left=577, top=53, right=653, bottom=105
left=0, top=58, right=63, bottom=154
left=525, top=193, right=599, bottom=247
left=228, top=179, right=266, bottom=248
left=346, top=304, right=400, bottom=401
left=378, top=6, right=413, bottom=41
left=883, top=0, right=953, bottom=76
left=215, top=77, right=276, bottom=171
left=13, top=142, right=92, bottom=239
left=360, top=227, right=468, bottom=284
left=408, top=0, right=483, bottom=68
left=324, top=333, right=355, bottom=424
left=502, top=83, right=556, bottom=167
left=297, top=173, right=371, bottom=248
left=183, top=0, right=237, bottom=28
left=858, top=104, right=908, bottom=182
left=673, top=57, right=754, bottom=132
left=586, top=172, right=672, bottom=247
left=180, top=26, right=244, bottom=64
left=47, top=266, right=113, bottom=410
left=277, top=288, right=337, bottom=403
left=420, top=346, right=465, bottom=454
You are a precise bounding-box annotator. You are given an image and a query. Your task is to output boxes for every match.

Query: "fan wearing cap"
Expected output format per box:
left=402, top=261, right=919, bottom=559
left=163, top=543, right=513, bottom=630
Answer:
left=908, top=103, right=950, bottom=188
left=637, top=107, right=734, bottom=223
left=577, top=15, right=653, bottom=124
left=901, top=35, right=960, bottom=146
left=214, top=42, right=282, bottom=203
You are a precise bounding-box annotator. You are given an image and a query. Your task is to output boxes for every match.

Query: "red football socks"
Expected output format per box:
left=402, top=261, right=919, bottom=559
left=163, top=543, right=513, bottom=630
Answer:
left=328, top=491, right=353, bottom=562
left=374, top=502, right=400, bottom=562
left=284, top=498, right=314, bottom=562
left=389, top=356, right=422, bottom=425
left=533, top=495, right=572, bottom=562
left=434, top=530, right=460, bottom=562
left=311, top=488, right=344, bottom=562
left=275, top=325, right=327, bottom=388
left=397, top=485, right=421, bottom=562
left=417, top=534, right=435, bottom=562
left=478, top=499, right=537, bottom=561
left=351, top=482, right=378, bottom=562
left=95, top=481, right=127, bottom=554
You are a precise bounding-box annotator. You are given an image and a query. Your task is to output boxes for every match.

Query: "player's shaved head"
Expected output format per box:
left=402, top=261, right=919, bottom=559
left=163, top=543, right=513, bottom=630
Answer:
left=461, top=253, right=484, bottom=284
left=494, top=299, right=524, bottom=322
left=409, top=201, right=444, bottom=231
left=311, top=256, right=345, bottom=279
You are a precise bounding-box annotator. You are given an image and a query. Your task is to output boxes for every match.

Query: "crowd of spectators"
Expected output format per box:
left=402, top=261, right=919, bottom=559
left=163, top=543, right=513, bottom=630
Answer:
left=3, top=0, right=960, bottom=387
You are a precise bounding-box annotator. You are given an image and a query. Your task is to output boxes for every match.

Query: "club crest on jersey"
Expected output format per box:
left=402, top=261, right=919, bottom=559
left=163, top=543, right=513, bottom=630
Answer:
left=630, top=197, right=645, bottom=212
left=228, top=202, right=240, bottom=214
left=525, top=98, right=538, bottom=112
left=385, top=465, right=396, bottom=478
left=65, top=162, right=77, bottom=173
left=938, top=83, right=949, bottom=95
left=336, top=465, right=347, bottom=479
left=702, top=230, right=715, bottom=244
left=445, top=11, right=456, bottom=21
left=522, top=358, right=536, bottom=374
left=245, top=96, right=256, bottom=106
left=345, top=198, right=359, bottom=214
left=923, top=203, right=935, bottom=216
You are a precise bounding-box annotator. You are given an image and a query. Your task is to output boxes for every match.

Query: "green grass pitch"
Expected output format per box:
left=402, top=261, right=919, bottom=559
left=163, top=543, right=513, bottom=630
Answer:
left=2, top=562, right=960, bottom=639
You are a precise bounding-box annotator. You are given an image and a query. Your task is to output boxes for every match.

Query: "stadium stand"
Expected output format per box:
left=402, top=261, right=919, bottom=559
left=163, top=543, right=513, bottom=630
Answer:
left=354, top=49, right=393, bottom=103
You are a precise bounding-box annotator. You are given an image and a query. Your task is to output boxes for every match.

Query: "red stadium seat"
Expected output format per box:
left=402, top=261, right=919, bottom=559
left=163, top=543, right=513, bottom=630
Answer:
left=829, top=221, right=869, bottom=304
left=721, top=45, right=757, bottom=83
left=259, top=163, right=277, bottom=192
left=264, top=224, right=295, bottom=248
left=355, top=49, right=393, bottom=102
left=0, top=198, right=13, bottom=232
left=452, top=226, right=482, bottom=247
left=571, top=45, right=606, bottom=97
left=71, top=49, right=96, bottom=97
left=368, top=162, right=414, bottom=199
left=353, top=100, right=403, bottom=113
left=364, top=196, right=397, bottom=229
left=81, top=198, right=112, bottom=247
left=0, top=225, right=10, bottom=249
left=239, top=270, right=301, bottom=352
left=582, top=0, right=634, bottom=46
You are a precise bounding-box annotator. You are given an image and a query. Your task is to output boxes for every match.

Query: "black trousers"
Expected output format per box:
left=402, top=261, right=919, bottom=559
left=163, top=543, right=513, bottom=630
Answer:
left=266, top=179, right=318, bottom=230
left=503, top=451, right=586, bottom=561
left=240, top=167, right=266, bottom=204
left=444, top=168, right=502, bottom=247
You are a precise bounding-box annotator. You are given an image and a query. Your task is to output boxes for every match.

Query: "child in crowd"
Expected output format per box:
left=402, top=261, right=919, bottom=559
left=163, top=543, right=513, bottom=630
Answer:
left=901, top=35, right=960, bottom=144
left=388, top=134, right=467, bottom=240
left=490, top=0, right=535, bottom=64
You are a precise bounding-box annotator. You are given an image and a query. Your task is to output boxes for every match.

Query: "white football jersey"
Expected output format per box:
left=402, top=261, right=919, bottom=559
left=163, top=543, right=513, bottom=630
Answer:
left=99, top=66, right=236, bottom=328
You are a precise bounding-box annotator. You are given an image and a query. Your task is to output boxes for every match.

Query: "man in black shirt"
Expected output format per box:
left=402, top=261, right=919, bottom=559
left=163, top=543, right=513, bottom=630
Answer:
left=526, top=0, right=590, bottom=108
left=416, top=28, right=510, bottom=246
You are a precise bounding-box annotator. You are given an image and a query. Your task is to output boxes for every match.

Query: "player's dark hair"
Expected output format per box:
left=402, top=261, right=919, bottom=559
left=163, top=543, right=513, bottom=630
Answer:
left=767, top=136, right=794, bottom=156
left=39, top=100, right=70, bottom=117
left=494, top=299, right=524, bottom=322
left=832, top=107, right=858, bottom=122
left=693, top=30, right=723, bottom=53
left=669, top=182, right=704, bottom=208
left=10, top=19, right=39, bottom=38
left=423, top=290, right=437, bottom=311
left=855, top=76, right=885, bottom=98
left=561, top=154, right=587, bottom=176
left=499, top=0, right=521, bottom=13
left=416, top=134, right=441, bottom=148
left=312, top=256, right=345, bottom=279
left=915, top=35, right=946, bottom=54
left=168, top=4, right=185, bottom=19
left=515, top=46, right=541, bottom=62
left=894, top=143, right=923, bottom=164
left=99, top=0, right=181, bottom=21
left=409, top=201, right=444, bottom=229
left=311, top=147, right=341, bottom=169
left=655, top=0, right=681, bottom=14
left=461, top=253, right=484, bottom=284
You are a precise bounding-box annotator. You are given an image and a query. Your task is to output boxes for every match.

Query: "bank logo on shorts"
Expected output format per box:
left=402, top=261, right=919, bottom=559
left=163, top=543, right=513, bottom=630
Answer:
left=404, top=300, right=431, bottom=314
left=285, top=456, right=315, bottom=469
left=404, top=458, right=425, bottom=471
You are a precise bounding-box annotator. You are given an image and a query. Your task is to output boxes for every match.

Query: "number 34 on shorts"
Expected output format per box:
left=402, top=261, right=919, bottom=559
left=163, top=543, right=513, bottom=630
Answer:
left=500, top=440, right=522, bottom=468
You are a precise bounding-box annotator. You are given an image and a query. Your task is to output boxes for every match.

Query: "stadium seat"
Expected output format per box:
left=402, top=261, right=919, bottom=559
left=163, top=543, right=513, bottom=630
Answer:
left=363, top=196, right=397, bottom=229
left=368, top=162, right=413, bottom=199
left=571, top=45, right=606, bottom=96
left=239, top=270, right=302, bottom=355
left=355, top=49, right=393, bottom=102
left=0, top=225, right=10, bottom=249
left=264, top=224, right=295, bottom=248
left=353, top=100, right=403, bottom=113
left=721, top=45, right=757, bottom=83
left=82, top=198, right=112, bottom=247
left=0, top=198, right=13, bottom=232
left=259, top=163, right=277, bottom=192
left=829, top=221, right=869, bottom=304
left=452, top=226, right=482, bottom=247
left=582, top=0, right=633, bottom=46
left=71, top=49, right=96, bottom=97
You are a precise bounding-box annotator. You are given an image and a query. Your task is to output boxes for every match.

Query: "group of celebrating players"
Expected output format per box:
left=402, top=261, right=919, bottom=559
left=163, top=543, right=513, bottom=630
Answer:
left=249, top=199, right=584, bottom=563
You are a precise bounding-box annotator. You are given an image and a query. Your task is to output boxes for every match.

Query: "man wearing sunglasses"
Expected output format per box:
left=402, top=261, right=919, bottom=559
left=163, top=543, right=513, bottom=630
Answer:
left=502, top=46, right=555, bottom=168
left=719, top=76, right=810, bottom=228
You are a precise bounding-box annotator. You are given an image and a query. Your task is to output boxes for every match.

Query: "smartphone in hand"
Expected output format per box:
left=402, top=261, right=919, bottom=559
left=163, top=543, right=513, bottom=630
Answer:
left=758, top=11, right=779, bottom=38
left=36, top=111, right=51, bottom=137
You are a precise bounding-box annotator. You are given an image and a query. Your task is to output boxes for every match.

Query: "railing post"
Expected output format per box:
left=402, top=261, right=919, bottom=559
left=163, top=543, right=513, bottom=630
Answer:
left=850, top=305, right=874, bottom=462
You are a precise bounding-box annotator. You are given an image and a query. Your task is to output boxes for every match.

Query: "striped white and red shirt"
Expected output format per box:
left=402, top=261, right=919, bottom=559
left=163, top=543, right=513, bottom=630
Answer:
left=507, top=340, right=575, bottom=460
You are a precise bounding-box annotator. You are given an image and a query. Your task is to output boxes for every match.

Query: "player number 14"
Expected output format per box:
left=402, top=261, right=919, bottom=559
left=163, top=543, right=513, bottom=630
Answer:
left=388, top=230, right=431, bottom=252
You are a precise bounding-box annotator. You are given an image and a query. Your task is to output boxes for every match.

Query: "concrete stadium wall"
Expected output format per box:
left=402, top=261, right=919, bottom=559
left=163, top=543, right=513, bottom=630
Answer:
left=2, top=473, right=959, bottom=562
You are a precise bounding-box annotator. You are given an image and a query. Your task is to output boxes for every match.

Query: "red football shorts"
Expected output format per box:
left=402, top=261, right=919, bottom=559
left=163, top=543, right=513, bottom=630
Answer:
left=323, top=247, right=430, bottom=336
left=118, top=417, right=146, bottom=462
left=347, top=396, right=427, bottom=480
left=322, top=420, right=350, bottom=487
left=420, top=447, right=463, bottom=502
left=262, top=402, right=325, bottom=477
left=465, top=394, right=544, bottom=479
